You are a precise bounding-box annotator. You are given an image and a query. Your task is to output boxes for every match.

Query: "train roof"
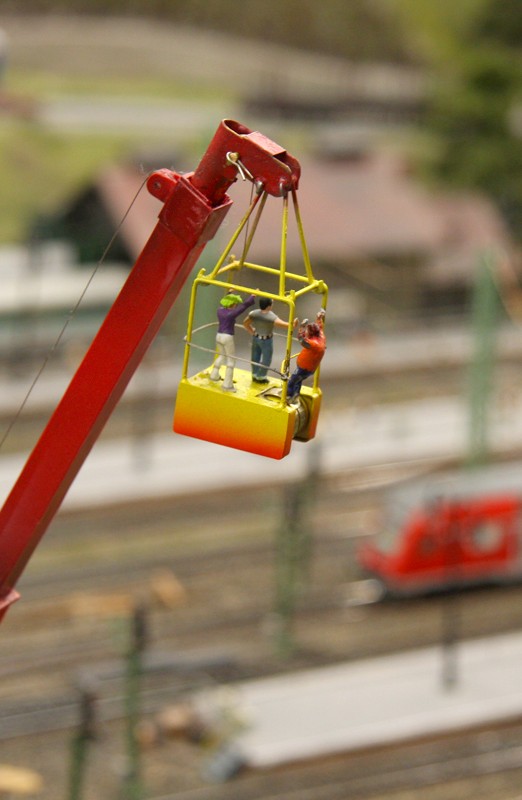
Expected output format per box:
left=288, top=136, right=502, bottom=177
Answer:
left=387, top=461, right=522, bottom=509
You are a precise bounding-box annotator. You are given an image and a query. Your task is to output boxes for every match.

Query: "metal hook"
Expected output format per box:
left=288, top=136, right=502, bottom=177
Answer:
left=226, top=151, right=254, bottom=182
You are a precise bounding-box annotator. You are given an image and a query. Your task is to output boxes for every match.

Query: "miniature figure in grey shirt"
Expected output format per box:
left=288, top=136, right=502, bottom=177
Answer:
left=243, top=298, right=296, bottom=383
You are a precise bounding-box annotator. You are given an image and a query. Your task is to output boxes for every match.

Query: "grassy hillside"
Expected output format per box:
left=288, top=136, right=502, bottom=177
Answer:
left=0, top=123, right=134, bottom=242
left=0, top=0, right=506, bottom=244
left=4, top=0, right=487, bottom=64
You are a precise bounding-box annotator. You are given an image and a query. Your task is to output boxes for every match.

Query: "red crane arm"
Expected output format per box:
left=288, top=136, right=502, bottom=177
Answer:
left=0, top=119, right=301, bottom=622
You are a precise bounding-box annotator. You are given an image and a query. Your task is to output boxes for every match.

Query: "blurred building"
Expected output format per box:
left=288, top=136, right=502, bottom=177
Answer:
left=30, top=148, right=516, bottom=325
left=0, top=241, right=128, bottom=370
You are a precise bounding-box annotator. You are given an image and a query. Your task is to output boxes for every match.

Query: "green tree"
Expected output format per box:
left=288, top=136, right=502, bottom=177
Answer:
left=470, top=0, right=522, bottom=49
left=425, top=0, right=522, bottom=237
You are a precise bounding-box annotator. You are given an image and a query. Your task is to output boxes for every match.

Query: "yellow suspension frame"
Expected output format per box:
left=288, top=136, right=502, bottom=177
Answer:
left=174, top=188, right=328, bottom=459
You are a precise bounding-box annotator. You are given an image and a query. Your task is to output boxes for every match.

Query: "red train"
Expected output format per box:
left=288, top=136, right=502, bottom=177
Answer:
left=357, top=461, right=522, bottom=600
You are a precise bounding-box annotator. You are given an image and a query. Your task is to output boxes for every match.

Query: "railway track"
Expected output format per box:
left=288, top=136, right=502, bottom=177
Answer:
left=3, top=475, right=522, bottom=728
left=145, top=721, right=522, bottom=800
left=3, top=356, right=522, bottom=797
left=6, top=687, right=522, bottom=800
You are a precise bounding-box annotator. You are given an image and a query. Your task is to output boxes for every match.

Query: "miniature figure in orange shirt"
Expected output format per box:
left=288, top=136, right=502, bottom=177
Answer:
left=287, top=309, right=326, bottom=403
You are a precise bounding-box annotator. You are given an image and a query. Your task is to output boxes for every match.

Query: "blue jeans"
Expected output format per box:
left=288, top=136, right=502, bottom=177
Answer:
left=287, top=366, right=314, bottom=398
left=251, top=337, right=273, bottom=380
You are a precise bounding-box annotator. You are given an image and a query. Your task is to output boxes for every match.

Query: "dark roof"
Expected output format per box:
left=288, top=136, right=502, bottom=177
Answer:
left=88, top=153, right=516, bottom=285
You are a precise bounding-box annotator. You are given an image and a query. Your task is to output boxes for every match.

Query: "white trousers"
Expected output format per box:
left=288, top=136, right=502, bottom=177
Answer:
left=210, top=333, right=236, bottom=389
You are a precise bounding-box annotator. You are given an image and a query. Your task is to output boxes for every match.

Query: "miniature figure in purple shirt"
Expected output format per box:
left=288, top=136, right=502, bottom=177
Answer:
left=209, top=290, right=255, bottom=392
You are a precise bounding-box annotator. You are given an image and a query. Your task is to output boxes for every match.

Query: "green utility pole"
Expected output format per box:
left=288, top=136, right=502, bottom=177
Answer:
left=274, top=444, right=320, bottom=657
left=67, top=683, right=98, bottom=800
left=274, top=483, right=304, bottom=658
left=467, top=253, right=499, bottom=467
left=121, top=604, right=148, bottom=800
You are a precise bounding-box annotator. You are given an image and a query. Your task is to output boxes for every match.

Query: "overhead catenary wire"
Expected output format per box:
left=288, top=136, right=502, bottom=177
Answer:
left=0, top=174, right=151, bottom=454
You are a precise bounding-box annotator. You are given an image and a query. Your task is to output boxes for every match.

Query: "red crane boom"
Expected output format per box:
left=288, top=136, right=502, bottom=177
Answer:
left=0, top=119, right=301, bottom=623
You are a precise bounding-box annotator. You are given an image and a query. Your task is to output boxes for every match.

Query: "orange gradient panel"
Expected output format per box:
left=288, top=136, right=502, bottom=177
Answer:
left=173, top=378, right=296, bottom=459
left=294, top=390, right=322, bottom=442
